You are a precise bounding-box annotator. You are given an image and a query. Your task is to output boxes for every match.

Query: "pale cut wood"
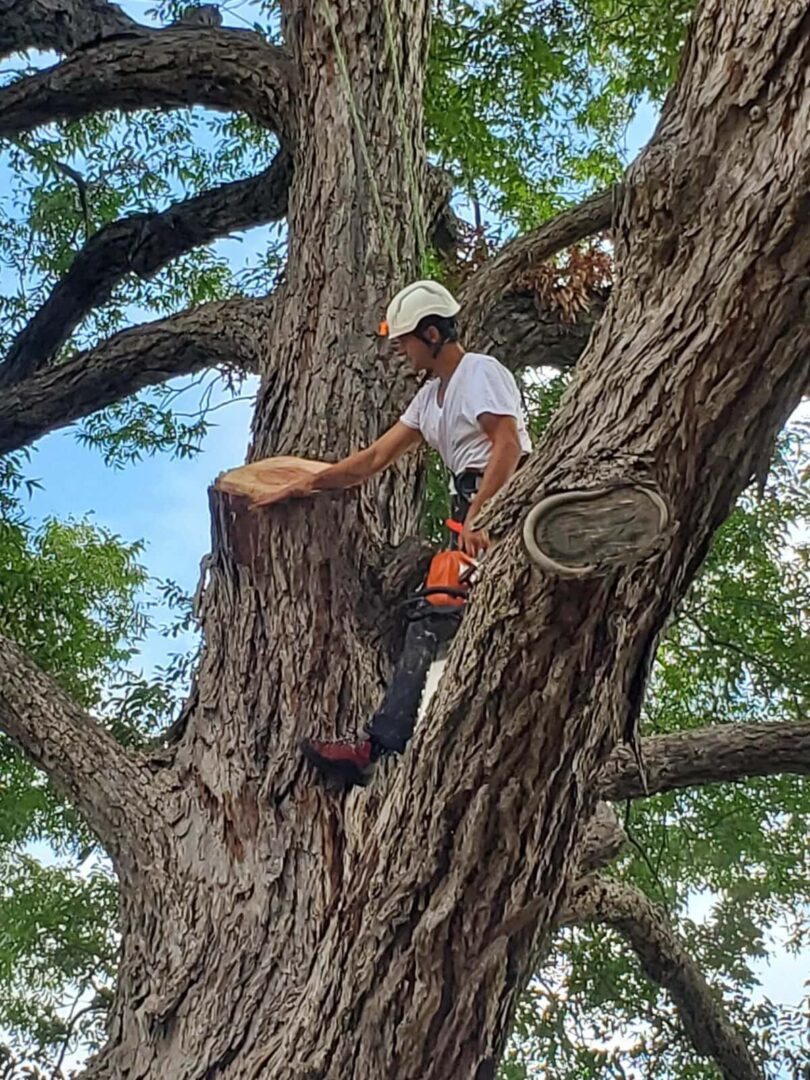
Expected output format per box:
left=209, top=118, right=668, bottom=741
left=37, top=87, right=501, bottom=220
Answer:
left=215, top=455, right=331, bottom=505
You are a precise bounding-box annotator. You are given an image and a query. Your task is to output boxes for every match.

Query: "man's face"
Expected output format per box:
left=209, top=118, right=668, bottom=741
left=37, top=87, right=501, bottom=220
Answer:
left=392, top=327, right=438, bottom=373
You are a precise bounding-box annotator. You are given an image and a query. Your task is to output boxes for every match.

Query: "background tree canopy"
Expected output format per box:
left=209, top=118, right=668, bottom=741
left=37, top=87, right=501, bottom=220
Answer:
left=0, top=0, right=807, bottom=1076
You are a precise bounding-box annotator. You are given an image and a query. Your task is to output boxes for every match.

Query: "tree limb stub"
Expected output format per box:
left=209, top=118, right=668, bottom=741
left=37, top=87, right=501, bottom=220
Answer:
left=600, top=719, right=810, bottom=803
left=0, top=0, right=145, bottom=60
left=0, top=298, right=272, bottom=454
left=0, top=27, right=295, bottom=139
left=563, top=876, right=765, bottom=1080
left=0, top=150, right=291, bottom=388
left=0, top=634, right=150, bottom=864
left=575, top=803, right=628, bottom=874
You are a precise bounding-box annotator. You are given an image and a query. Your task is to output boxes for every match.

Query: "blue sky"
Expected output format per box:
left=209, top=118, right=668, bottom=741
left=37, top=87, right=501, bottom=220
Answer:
left=1, top=12, right=806, bottom=1069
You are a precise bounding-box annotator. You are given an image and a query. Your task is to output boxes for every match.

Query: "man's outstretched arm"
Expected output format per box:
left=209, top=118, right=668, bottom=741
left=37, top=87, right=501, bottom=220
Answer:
left=310, top=422, right=423, bottom=492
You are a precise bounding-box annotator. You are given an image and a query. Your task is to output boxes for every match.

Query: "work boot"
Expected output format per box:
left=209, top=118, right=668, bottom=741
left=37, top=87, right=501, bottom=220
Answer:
left=300, top=737, right=375, bottom=788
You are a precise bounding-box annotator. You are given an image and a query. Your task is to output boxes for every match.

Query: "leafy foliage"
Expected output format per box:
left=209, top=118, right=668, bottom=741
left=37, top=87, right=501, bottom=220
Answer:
left=0, top=464, right=194, bottom=1072
left=427, top=0, right=695, bottom=229
left=0, top=852, right=116, bottom=1078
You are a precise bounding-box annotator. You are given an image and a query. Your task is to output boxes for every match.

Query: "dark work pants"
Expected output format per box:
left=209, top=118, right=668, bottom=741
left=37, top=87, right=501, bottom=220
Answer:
left=366, top=483, right=476, bottom=757
left=367, top=611, right=460, bottom=754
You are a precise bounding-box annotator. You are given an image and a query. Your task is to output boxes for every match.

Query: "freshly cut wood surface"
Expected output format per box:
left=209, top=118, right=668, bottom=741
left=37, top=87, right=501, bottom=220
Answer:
left=215, top=456, right=330, bottom=505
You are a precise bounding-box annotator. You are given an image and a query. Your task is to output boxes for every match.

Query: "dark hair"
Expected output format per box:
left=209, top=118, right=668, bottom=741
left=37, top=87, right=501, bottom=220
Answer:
left=414, top=314, right=459, bottom=344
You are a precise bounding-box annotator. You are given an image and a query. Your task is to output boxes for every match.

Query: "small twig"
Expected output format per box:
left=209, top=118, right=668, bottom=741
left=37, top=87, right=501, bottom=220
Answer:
left=7, top=136, right=91, bottom=238
left=50, top=982, right=101, bottom=1080
left=624, top=800, right=671, bottom=913
left=173, top=394, right=253, bottom=420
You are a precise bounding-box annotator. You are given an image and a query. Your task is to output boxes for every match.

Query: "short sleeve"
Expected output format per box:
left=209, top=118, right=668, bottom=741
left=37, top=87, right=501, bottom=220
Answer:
left=400, top=385, right=426, bottom=431
left=464, top=357, right=521, bottom=420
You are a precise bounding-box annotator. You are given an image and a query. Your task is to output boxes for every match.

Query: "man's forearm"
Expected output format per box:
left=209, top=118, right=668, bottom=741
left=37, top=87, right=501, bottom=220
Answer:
left=466, top=440, right=521, bottom=524
left=311, top=448, right=375, bottom=491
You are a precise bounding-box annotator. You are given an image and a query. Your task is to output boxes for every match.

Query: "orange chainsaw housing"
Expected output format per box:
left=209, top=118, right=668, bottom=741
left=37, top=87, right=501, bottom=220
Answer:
left=424, top=550, right=476, bottom=607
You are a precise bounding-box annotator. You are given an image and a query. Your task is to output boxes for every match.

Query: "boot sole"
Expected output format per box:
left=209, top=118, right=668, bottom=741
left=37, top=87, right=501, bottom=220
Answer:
left=300, top=741, right=373, bottom=788
left=523, top=484, right=670, bottom=578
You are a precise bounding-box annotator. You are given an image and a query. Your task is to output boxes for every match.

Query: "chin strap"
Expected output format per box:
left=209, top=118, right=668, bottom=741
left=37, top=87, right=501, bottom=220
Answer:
left=416, top=331, right=448, bottom=358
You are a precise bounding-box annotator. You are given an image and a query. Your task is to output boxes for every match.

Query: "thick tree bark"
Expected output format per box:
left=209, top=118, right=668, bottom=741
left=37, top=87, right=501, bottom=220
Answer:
left=0, top=0, right=145, bottom=59
left=564, top=877, right=765, bottom=1080
left=483, top=288, right=608, bottom=375
left=73, top=3, right=433, bottom=1074
left=574, top=802, right=627, bottom=874
left=0, top=0, right=807, bottom=1078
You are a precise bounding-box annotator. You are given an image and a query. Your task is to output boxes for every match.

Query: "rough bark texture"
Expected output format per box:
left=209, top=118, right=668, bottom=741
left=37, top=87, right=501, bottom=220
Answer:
left=484, top=288, right=608, bottom=375
left=600, top=719, right=810, bottom=802
left=0, top=26, right=294, bottom=137
left=564, top=877, right=765, bottom=1080
left=0, top=0, right=144, bottom=59
left=0, top=0, right=808, bottom=1078
left=573, top=802, right=627, bottom=874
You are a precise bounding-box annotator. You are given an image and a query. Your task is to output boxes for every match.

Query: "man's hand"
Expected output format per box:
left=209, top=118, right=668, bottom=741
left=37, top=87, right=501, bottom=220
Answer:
left=459, top=521, right=490, bottom=558
left=251, top=422, right=423, bottom=509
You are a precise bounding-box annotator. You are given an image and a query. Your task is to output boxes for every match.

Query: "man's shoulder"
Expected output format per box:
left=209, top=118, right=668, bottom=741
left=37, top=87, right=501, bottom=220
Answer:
left=462, top=352, right=514, bottom=381
left=463, top=351, right=499, bottom=365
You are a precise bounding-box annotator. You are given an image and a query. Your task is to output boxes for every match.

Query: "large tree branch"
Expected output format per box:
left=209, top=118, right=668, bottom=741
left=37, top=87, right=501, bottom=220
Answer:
left=560, top=720, right=810, bottom=882
left=460, top=185, right=618, bottom=355
left=0, top=26, right=295, bottom=138
left=0, top=297, right=272, bottom=453
left=563, top=877, right=765, bottom=1080
left=474, top=288, right=608, bottom=374
left=600, top=719, right=810, bottom=803
left=0, top=634, right=150, bottom=862
left=0, top=0, right=145, bottom=60
left=0, top=150, right=291, bottom=388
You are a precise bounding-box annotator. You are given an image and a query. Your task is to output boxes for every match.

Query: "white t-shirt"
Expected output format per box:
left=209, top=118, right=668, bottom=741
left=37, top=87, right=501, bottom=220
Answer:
left=400, top=352, right=532, bottom=475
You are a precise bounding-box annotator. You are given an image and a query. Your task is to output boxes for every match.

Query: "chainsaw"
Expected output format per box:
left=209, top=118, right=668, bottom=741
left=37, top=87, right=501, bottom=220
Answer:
left=399, top=518, right=480, bottom=727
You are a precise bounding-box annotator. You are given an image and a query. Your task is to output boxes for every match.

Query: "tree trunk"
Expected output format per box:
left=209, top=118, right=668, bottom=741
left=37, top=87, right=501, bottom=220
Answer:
left=84, top=2, right=435, bottom=1076
left=1, top=1, right=807, bottom=1078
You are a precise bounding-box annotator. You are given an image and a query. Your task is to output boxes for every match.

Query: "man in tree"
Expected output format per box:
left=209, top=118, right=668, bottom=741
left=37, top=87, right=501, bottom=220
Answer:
left=288, top=279, right=532, bottom=786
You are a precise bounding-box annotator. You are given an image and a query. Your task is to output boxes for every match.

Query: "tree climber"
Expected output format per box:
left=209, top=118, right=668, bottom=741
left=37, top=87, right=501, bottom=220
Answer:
left=280, top=280, right=533, bottom=787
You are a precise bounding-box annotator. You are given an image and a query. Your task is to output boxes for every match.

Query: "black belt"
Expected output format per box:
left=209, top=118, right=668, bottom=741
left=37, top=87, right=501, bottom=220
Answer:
left=450, top=470, right=482, bottom=501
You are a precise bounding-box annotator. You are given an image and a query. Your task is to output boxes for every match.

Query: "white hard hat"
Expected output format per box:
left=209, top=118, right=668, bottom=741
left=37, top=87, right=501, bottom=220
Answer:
left=379, top=280, right=460, bottom=339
